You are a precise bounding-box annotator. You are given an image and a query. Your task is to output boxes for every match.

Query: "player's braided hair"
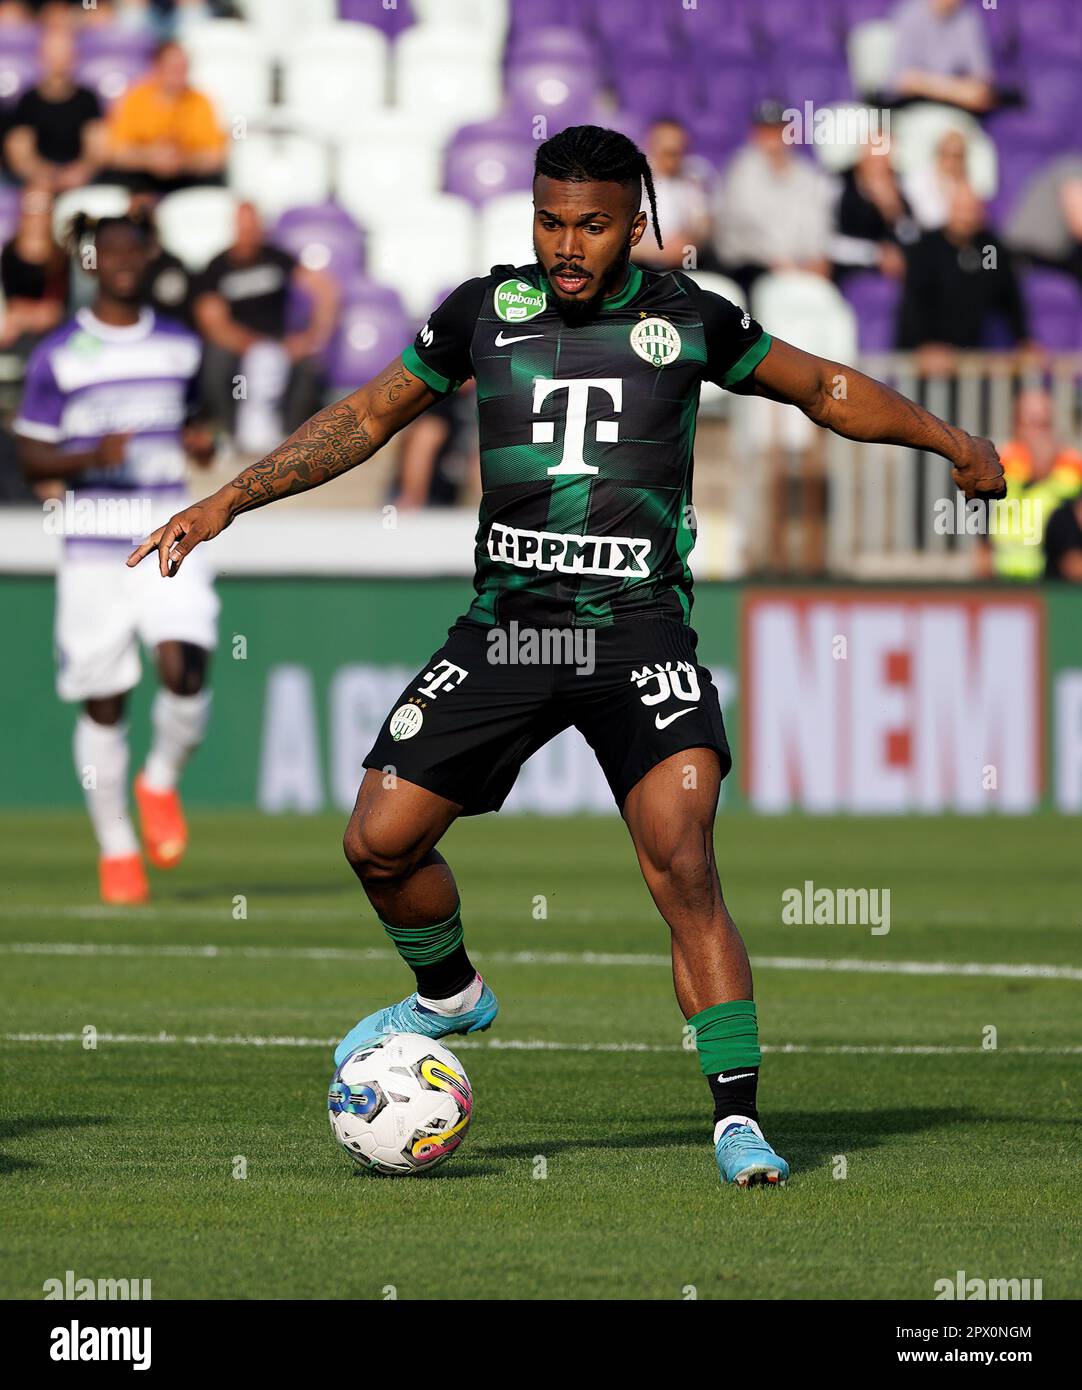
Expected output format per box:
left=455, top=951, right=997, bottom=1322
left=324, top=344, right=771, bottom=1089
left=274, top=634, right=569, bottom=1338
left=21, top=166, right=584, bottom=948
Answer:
left=534, top=124, right=663, bottom=250
left=64, top=208, right=154, bottom=259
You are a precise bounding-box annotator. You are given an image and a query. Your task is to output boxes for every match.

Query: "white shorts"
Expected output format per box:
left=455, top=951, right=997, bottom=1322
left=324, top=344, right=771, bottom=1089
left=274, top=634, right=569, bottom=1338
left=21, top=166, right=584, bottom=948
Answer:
left=55, top=545, right=219, bottom=702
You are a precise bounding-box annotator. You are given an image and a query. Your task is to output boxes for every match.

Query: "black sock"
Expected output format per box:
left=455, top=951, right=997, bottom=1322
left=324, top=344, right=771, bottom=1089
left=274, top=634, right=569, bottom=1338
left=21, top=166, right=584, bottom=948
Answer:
left=413, top=943, right=476, bottom=1000
left=708, top=1066, right=760, bottom=1125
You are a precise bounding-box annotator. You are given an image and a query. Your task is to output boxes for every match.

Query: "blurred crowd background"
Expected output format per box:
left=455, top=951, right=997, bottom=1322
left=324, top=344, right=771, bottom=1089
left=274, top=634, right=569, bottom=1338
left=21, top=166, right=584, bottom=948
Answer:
left=1, top=0, right=1081, bottom=581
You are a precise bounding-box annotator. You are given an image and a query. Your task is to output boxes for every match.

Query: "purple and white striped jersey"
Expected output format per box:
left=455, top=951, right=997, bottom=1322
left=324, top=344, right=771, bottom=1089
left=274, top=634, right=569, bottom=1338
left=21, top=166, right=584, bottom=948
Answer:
left=15, top=307, right=202, bottom=550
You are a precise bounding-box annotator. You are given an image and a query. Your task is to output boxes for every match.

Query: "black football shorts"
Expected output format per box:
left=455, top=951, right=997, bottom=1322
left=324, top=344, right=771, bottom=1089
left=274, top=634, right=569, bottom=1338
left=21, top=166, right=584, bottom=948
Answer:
left=363, top=613, right=731, bottom=814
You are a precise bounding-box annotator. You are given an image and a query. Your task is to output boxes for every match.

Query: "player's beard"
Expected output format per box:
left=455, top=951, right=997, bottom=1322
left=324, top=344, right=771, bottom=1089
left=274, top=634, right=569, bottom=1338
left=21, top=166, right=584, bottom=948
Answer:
left=538, top=245, right=631, bottom=327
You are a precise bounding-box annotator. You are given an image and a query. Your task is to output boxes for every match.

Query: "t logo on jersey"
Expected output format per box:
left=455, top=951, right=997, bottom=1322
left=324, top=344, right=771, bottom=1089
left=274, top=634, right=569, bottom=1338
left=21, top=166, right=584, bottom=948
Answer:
left=532, top=378, right=622, bottom=476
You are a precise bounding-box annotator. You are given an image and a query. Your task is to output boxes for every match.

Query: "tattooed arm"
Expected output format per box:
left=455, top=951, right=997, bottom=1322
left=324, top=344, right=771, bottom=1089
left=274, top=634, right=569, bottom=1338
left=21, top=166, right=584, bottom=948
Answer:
left=128, top=358, right=439, bottom=576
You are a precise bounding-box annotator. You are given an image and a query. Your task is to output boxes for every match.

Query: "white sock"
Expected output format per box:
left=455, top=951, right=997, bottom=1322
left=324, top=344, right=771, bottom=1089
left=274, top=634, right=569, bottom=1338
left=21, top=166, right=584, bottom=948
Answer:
left=417, top=973, right=483, bottom=1016
left=142, top=689, right=211, bottom=791
left=75, top=715, right=139, bottom=858
left=714, top=1115, right=764, bottom=1144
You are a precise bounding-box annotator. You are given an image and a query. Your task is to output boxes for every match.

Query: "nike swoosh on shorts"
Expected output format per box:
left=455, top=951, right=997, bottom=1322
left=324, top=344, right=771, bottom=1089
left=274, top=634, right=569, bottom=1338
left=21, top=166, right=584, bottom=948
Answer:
left=654, top=707, right=697, bottom=729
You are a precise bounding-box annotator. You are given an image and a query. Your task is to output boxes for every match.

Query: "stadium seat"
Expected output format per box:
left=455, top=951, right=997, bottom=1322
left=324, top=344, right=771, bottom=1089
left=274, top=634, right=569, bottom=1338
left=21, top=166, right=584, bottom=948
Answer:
left=443, top=122, right=537, bottom=206
left=232, top=0, right=338, bottom=58
left=590, top=0, right=676, bottom=55
left=413, top=0, right=508, bottom=40
left=0, top=42, right=38, bottom=105
left=51, top=185, right=130, bottom=243
left=75, top=30, right=155, bottom=107
left=840, top=270, right=902, bottom=353
left=0, top=186, right=21, bottom=246
left=325, top=283, right=411, bottom=392
left=502, top=56, right=599, bottom=133
left=771, top=56, right=854, bottom=111
left=505, top=24, right=602, bottom=67
left=229, top=133, right=333, bottom=218
left=154, top=187, right=238, bottom=272
left=506, top=0, right=586, bottom=35
left=847, top=19, right=895, bottom=100
left=271, top=202, right=366, bottom=284
left=890, top=105, right=998, bottom=203
left=280, top=23, right=390, bottom=136
left=757, top=0, right=845, bottom=58
left=1020, top=268, right=1082, bottom=352
left=336, top=113, right=444, bottom=224
left=394, top=27, right=502, bottom=132
left=744, top=272, right=857, bottom=450
left=366, top=194, right=476, bottom=317
left=841, top=0, right=895, bottom=24
left=477, top=191, right=535, bottom=273
left=339, top=0, right=417, bottom=37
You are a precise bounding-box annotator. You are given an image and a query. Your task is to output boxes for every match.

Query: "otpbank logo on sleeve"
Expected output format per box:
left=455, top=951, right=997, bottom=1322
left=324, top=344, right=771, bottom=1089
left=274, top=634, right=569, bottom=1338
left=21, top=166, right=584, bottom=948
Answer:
left=494, top=279, right=547, bottom=323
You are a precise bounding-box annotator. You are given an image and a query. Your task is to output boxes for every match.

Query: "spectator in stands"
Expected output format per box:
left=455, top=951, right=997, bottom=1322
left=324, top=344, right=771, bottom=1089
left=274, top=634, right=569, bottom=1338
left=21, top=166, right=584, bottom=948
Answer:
left=1006, top=155, right=1082, bottom=286
left=0, top=187, right=67, bottom=355
left=1044, top=496, right=1082, bottom=581
left=105, top=40, right=226, bottom=194
left=887, top=0, right=995, bottom=115
left=896, top=185, right=1027, bottom=355
left=632, top=118, right=710, bottom=271
left=3, top=27, right=105, bottom=192
left=974, top=390, right=1082, bottom=580
left=903, top=127, right=972, bottom=231
left=711, top=101, right=834, bottom=298
left=832, top=146, right=917, bottom=281
left=193, top=200, right=339, bottom=449
left=392, top=382, right=480, bottom=510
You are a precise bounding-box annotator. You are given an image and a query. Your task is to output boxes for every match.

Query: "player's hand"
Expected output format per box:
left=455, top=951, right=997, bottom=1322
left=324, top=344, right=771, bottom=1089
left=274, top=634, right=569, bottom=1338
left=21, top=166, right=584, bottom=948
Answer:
left=127, top=495, right=234, bottom=577
left=94, top=433, right=131, bottom=469
left=951, top=436, right=1006, bottom=502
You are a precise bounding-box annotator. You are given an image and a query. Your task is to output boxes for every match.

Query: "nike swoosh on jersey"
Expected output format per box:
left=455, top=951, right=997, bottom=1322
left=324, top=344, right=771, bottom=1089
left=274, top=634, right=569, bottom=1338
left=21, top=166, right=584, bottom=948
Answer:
left=654, top=707, right=697, bottom=729
left=494, top=331, right=543, bottom=346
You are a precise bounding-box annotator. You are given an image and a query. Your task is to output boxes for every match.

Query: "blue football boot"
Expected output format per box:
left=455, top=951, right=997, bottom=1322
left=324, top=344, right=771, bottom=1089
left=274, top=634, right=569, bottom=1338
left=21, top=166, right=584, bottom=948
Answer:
left=334, top=977, right=499, bottom=1068
left=714, top=1117, right=790, bottom=1187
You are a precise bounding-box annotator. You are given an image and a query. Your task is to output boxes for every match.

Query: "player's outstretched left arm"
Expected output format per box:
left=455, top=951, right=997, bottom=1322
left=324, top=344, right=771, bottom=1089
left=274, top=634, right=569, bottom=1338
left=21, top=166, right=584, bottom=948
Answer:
left=128, top=357, right=440, bottom=576
left=741, top=337, right=1006, bottom=500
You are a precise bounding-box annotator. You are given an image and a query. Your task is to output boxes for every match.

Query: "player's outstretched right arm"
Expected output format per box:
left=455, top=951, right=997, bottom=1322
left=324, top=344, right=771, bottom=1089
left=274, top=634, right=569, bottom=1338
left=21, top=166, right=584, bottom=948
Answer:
left=127, top=356, right=440, bottom=577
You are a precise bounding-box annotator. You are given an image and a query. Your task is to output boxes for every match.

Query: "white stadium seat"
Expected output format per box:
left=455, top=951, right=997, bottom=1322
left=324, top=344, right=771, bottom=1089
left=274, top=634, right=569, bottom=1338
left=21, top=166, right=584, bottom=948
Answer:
left=394, top=27, right=501, bottom=132
left=52, top=184, right=130, bottom=242
left=410, top=0, right=507, bottom=51
left=889, top=104, right=998, bottom=201
left=232, top=0, right=337, bottom=58
left=847, top=19, right=896, bottom=99
left=154, top=188, right=238, bottom=272
left=367, top=194, right=476, bottom=318
left=745, top=272, right=857, bottom=450
left=477, top=192, right=535, bottom=275
left=280, top=23, right=390, bottom=137
left=229, top=132, right=333, bottom=219
left=336, top=113, right=445, bottom=225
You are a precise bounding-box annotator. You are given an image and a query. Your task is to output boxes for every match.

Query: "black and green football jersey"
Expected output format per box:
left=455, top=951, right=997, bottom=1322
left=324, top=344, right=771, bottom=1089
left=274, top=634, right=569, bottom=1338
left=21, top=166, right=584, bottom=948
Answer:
left=401, top=261, right=771, bottom=627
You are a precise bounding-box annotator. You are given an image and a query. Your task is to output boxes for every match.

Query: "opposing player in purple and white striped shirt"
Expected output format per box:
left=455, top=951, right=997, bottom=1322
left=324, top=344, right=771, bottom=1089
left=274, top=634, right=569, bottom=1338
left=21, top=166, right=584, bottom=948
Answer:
left=16, top=212, right=219, bottom=905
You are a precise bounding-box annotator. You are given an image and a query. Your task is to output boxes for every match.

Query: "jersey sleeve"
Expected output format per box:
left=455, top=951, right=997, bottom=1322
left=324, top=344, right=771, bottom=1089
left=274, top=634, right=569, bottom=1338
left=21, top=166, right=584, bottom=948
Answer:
left=401, top=277, right=488, bottom=396
left=687, top=280, right=772, bottom=390
left=14, top=340, right=64, bottom=443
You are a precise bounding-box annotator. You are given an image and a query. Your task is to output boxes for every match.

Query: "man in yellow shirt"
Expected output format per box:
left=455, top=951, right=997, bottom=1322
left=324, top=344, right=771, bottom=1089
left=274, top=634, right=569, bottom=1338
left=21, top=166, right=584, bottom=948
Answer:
left=975, top=388, right=1082, bottom=580
left=108, top=41, right=226, bottom=194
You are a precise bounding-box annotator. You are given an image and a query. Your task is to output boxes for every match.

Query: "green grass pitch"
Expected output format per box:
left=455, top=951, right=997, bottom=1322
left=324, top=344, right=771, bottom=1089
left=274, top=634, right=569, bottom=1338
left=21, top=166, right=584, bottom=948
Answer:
left=1, top=809, right=1079, bottom=1300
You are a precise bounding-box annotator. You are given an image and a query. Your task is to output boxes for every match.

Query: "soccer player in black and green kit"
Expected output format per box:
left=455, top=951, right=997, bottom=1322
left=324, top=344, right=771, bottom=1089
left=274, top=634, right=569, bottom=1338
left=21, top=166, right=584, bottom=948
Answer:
left=130, top=126, right=1006, bottom=1186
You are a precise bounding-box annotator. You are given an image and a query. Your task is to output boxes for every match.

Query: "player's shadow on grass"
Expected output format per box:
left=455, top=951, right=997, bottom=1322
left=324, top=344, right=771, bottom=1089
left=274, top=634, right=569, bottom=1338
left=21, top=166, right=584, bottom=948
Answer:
left=0, top=1114, right=109, bottom=1174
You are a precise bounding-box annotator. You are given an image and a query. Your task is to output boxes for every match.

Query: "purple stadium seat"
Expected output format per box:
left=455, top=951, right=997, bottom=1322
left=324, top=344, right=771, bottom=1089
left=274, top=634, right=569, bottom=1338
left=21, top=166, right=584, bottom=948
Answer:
left=325, top=284, right=410, bottom=391
left=771, top=57, right=853, bottom=110
left=76, top=51, right=151, bottom=107
left=1021, top=267, right=1082, bottom=351
left=338, top=0, right=415, bottom=36
left=674, top=0, right=757, bottom=58
left=443, top=123, right=537, bottom=206
left=685, top=105, right=747, bottom=171
left=611, top=58, right=685, bottom=124
left=841, top=0, right=894, bottom=23
left=984, top=112, right=1068, bottom=225
left=271, top=202, right=365, bottom=285
left=591, top=0, right=676, bottom=54
left=1016, top=0, right=1082, bottom=53
left=0, top=46, right=38, bottom=105
left=505, top=25, right=601, bottom=67
left=757, top=0, right=845, bottom=57
left=508, top=0, right=591, bottom=35
left=503, top=59, right=597, bottom=133
left=840, top=270, right=903, bottom=353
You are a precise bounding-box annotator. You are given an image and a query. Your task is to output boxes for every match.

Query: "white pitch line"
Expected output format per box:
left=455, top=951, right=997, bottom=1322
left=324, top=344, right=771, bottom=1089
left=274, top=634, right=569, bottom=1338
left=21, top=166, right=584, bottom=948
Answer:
left=3, top=1031, right=1081, bottom=1056
left=0, top=940, right=1080, bottom=982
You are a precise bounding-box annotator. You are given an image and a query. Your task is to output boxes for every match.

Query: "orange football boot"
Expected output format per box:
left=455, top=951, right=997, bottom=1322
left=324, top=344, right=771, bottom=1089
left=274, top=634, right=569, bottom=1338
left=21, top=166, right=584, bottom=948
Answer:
left=99, top=853, right=149, bottom=905
left=134, top=773, right=188, bottom=869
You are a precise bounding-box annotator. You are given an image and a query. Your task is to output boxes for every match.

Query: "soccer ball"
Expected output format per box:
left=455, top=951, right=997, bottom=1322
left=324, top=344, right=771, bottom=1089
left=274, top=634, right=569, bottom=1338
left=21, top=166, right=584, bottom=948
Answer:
left=328, top=1032, right=473, bottom=1175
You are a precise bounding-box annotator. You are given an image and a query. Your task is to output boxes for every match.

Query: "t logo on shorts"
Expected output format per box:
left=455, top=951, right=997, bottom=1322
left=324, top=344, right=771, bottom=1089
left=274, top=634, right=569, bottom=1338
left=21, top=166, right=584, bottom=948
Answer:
left=417, top=659, right=468, bottom=699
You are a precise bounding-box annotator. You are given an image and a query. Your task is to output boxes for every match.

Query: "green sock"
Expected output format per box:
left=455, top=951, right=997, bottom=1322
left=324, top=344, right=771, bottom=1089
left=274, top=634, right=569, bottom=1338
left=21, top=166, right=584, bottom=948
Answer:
left=689, top=999, right=762, bottom=1076
left=379, top=906, right=465, bottom=970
